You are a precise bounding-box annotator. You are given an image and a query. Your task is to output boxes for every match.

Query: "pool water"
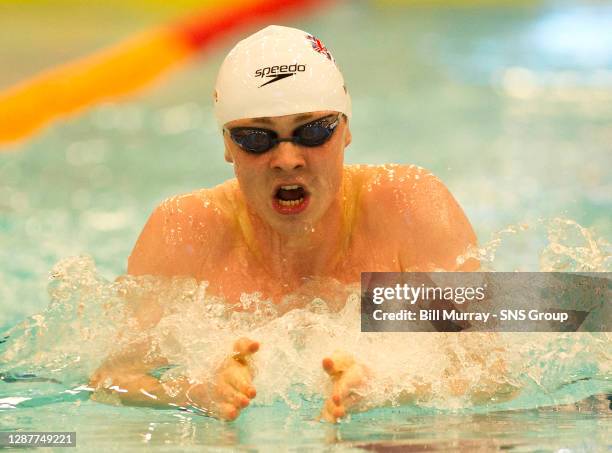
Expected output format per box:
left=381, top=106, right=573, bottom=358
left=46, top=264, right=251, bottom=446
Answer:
left=1, top=0, right=611, bottom=451
left=1, top=396, right=610, bottom=451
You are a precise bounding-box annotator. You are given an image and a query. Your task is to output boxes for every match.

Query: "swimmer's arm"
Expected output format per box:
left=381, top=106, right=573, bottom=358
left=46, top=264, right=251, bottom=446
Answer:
left=88, top=340, right=198, bottom=408
left=90, top=283, right=214, bottom=409
left=89, top=337, right=259, bottom=420
left=94, top=192, right=232, bottom=408
left=106, top=197, right=206, bottom=404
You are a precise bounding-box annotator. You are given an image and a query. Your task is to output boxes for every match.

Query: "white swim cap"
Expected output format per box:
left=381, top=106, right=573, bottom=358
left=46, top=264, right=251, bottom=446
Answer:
left=213, top=25, right=351, bottom=129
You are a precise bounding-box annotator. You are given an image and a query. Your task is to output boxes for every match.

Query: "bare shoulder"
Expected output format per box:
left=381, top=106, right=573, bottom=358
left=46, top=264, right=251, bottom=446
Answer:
left=352, top=164, right=478, bottom=271
left=127, top=180, right=238, bottom=277
left=349, top=163, right=449, bottom=211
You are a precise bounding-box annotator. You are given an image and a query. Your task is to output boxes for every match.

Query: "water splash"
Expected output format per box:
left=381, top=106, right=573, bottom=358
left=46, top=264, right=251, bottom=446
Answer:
left=1, top=219, right=610, bottom=416
left=459, top=217, right=610, bottom=272
left=540, top=218, right=610, bottom=272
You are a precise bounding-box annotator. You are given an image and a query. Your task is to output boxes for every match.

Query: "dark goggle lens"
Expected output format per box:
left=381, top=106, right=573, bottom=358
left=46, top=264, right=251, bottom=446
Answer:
left=228, top=114, right=340, bottom=154
left=230, top=129, right=276, bottom=154
left=294, top=122, right=334, bottom=147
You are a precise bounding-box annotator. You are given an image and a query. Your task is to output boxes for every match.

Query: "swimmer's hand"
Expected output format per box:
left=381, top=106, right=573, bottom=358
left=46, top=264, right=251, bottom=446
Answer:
left=90, top=337, right=258, bottom=421
left=319, top=351, right=370, bottom=423
left=200, top=337, right=259, bottom=421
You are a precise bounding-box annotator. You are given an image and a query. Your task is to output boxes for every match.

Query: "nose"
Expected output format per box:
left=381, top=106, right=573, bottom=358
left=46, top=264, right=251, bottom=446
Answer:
left=269, top=142, right=305, bottom=172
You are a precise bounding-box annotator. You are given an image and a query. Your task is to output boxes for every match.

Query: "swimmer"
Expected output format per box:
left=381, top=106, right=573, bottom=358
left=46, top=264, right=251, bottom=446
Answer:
left=90, top=25, right=481, bottom=422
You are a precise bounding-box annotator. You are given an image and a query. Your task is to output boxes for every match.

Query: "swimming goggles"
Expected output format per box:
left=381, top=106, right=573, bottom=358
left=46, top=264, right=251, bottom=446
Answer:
left=225, top=113, right=342, bottom=154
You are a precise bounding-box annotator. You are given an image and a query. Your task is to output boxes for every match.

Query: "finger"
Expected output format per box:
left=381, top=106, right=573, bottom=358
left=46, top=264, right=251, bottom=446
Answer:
left=331, top=379, right=350, bottom=409
left=226, top=370, right=257, bottom=399
left=323, top=357, right=346, bottom=379
left=217, top=402, right=239, bottom=421
left=322, top=397, right=344, bottom=422
left=332, top=394, right=341, bottom=406
left=217, top=382, right=250, bottom=409
left=322, top=351, right=355, bottom=377
left=325, top=397, right=346, bottom=421
left=333, top=405, right=346, bottom=419
left=322, top=357, right=336, bottom=376
left=233, top=337, right=260, bottom=357
left=319, top=407, right=336, bottom=423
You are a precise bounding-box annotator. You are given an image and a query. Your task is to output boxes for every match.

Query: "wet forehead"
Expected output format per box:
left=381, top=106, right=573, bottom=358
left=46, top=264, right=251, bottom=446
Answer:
left=228, top=111, right=335, bottom=128
left=250, top=113, right=315, bottom=125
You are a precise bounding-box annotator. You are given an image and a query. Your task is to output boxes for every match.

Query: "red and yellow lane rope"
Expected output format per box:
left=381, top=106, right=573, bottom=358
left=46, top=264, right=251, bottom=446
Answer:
left=0, top=0, right=325, bottom=149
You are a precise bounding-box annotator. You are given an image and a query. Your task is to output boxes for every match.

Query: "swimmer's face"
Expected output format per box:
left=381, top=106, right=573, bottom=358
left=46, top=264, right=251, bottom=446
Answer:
left=223, top=111, right=352, bottom=232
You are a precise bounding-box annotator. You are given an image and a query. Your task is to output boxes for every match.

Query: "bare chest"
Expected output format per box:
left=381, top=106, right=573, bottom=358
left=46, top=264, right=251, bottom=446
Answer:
left=195, top=226, right=402, bottom=305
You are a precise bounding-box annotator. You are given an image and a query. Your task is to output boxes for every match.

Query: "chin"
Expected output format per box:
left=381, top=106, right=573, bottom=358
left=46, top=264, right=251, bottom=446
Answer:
left=270, top=208, right=325, bottom=235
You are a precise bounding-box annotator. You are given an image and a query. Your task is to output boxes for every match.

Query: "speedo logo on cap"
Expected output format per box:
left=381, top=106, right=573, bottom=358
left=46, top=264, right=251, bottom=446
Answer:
left=255, top=64, right=306, bottom=87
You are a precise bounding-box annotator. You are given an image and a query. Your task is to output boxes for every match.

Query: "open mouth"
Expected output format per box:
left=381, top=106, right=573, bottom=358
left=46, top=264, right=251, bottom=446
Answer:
left=273, top=184, right=310, bottom=214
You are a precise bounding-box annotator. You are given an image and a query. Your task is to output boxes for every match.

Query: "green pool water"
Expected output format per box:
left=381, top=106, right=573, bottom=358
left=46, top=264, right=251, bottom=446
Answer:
left=1, top=1, right=611, bottom=450
left=0, top=395, right=609, bottom=451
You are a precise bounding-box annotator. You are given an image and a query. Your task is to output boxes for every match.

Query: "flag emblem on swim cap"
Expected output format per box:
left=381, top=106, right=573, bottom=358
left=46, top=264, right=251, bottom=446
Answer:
left=306, top=34, right=333, bottom=61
